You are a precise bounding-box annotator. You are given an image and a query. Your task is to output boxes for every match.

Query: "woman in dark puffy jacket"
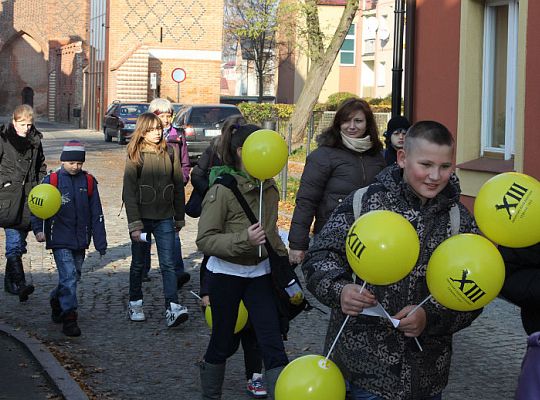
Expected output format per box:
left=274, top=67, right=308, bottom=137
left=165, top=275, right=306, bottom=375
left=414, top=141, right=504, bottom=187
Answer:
left=288, top=98, right=386, bottom=265
left=0, top=104, right=46, bottom=302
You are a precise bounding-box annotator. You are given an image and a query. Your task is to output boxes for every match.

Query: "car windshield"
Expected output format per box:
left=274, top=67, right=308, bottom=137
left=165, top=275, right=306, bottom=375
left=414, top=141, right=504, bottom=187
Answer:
left=119, top=104, right=148, bottom=116
left=189, top=107, right=240, bottom=125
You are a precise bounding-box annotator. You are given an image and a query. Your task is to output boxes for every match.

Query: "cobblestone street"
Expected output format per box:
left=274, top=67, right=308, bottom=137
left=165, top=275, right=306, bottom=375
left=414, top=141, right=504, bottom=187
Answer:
left=0, top=123, right=529, bottom=399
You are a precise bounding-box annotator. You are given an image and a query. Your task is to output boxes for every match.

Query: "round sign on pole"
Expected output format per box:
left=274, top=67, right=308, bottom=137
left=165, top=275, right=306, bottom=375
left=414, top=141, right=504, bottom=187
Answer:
left=171, top=68, right=187, bottom=83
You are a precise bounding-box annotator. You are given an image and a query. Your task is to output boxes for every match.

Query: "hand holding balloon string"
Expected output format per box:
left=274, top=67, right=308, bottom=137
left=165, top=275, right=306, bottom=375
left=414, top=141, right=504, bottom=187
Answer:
left=325, top=279, right=368, bottom=364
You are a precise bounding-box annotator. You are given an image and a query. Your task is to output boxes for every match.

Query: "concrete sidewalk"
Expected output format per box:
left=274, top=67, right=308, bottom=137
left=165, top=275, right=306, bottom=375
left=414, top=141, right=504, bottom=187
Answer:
left=0, top=122, right=529, bottom=399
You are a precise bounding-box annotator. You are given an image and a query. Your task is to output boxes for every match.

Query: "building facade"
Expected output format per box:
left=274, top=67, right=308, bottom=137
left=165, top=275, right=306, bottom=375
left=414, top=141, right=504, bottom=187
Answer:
left=0, top=0, right=224, bottom=128
left=412, top=0, right=540, bottom=207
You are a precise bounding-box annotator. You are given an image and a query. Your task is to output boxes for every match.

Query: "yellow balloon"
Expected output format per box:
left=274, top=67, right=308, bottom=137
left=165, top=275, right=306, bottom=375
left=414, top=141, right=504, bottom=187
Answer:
left=345, top=210, right=420, bottom=285
left=204, top=300, right=248, bottom=334
left=474, top=172, right=540, bottom=247
left=241, top=129, right=288, bottom=180
left=27, top=184, right=62, bottom=219
left=275, top=355, right=346, bottom=400
left=426, top=234, right=505, bottom=311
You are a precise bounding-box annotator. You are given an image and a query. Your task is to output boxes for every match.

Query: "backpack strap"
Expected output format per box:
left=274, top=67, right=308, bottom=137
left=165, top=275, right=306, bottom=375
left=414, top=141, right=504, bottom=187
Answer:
left=352, top=186, right=369, bottom=220
left=86, top=173, right=94, bottom=197
left=449, top=204, right=460, bottom=236
left=49, top=171, right=58, bottom=187
left=50, top=171, right=94, bottom=197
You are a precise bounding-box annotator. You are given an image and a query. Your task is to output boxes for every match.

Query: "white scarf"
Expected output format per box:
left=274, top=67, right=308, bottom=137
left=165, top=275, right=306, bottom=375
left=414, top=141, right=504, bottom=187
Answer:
left=340, top=131, right=373, bottom=153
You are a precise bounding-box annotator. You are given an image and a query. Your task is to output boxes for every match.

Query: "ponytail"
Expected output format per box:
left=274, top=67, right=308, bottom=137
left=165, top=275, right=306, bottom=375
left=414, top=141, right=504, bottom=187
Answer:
left=218, top=121, right=260, bottom=168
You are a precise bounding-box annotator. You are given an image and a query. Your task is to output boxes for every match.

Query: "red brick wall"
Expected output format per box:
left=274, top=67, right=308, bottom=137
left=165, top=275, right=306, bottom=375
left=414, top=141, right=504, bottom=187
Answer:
left=108, top=0, right=223, bottom=105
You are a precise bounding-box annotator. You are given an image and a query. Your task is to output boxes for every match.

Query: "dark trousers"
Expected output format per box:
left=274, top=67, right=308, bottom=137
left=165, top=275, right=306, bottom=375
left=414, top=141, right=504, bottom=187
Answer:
left=204, top=272, right=288, bottom=371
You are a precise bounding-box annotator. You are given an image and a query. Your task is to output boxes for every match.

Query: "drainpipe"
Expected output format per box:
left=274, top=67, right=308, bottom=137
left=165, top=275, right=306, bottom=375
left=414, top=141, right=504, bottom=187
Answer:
left=391, top=0, right=406, bottom=117
left=404, top=0, right=416, bottom=121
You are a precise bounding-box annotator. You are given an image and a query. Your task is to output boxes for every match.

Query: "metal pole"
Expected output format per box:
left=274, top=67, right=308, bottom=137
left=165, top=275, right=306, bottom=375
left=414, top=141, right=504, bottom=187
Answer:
left=177, top=82, right=180, bottom=103
left=391, top=0, right=406, bottom=117
left=307, top=112, right=314, bottom=157
left=404, top=0, right=416, bottom=121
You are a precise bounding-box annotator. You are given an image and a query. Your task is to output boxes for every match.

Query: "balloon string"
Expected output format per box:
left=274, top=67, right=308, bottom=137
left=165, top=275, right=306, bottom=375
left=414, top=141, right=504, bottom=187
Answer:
left=325, top=279, right=366, bottom=364
left=258, top=181, right=263, bottom=258
left=406, top=294, right=432, bottom=352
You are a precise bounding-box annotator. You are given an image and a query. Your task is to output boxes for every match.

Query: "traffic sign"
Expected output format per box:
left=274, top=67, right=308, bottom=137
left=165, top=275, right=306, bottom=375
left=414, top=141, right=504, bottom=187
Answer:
left=171, top=68, right=186, bottom=83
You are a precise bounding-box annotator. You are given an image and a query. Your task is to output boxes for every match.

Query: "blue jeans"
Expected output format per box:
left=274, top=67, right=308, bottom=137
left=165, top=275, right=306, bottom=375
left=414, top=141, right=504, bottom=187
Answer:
left=129, top=218, right=178, bottom=307
left=51, top=249, right=85, bottom=315
left=4, top=228, right=28, bottom=258
left=349, top=385, right=442, bottom=400
left=142, top=232, right=185, bottom=276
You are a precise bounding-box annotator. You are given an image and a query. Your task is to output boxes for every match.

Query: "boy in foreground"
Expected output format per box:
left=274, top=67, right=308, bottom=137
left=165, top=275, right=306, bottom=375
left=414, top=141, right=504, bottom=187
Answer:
left=302, top=121, right=482, bottom=399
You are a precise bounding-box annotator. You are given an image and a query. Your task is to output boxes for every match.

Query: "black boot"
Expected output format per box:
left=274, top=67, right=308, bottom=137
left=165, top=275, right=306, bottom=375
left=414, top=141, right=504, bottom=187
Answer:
left=62, top=311, right=81, bottom=337
left=50, top=297, right=62, bottom=323
left=4, top=257, right=18, bottom=295
left=4, top=256, right=35, bottom=302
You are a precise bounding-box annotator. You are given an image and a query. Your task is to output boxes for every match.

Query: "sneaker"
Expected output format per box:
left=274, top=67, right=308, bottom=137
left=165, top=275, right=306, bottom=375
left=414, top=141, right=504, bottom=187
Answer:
left=247, top=373, right=267, bottom=398
left=128, top=299, right=146, bottom=321
left=165, top=302, right=188, bottom=327
left=176, top=272, right=191, bottom=289
left=62, top=311, right=81, bottom=337
left=50, top=297, right=62, bottom=324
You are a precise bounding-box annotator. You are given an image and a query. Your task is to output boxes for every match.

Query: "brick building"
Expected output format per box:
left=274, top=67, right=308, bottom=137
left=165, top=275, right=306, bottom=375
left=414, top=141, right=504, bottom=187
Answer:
left=0, top=0, right=224, bottom=129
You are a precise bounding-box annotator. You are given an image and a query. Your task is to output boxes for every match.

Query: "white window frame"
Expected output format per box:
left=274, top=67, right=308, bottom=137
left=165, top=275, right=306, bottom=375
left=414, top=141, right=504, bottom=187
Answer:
left=480, top=0, right=518, bottom=160
left=340, top=23, right=356, bottom=66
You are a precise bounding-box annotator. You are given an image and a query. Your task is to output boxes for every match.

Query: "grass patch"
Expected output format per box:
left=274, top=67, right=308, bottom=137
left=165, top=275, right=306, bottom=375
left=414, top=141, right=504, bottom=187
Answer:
left=276, top=175, right=301, bottom=207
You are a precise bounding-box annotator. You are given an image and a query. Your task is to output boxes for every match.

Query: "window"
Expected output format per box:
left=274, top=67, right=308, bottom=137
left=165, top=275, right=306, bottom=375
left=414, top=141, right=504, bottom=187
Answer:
left=377, top=61, right=386, bottom=87
left=481, top=0, right=518, bottom=160
left=340, top=24, right=356, bottom=66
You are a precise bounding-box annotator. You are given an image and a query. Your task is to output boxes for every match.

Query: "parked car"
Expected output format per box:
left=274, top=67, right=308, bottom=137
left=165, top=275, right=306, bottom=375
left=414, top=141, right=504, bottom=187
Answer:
left=103, top=102, right=149, bottom=144
left=172, top=104, right=242, bottom=164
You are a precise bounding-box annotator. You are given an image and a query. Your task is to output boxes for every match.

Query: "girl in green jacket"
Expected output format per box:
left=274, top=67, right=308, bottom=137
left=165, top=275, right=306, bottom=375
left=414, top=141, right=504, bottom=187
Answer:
left=196, top=123, right=289, bottom=399
left=122, top=112, right=187, bottom=328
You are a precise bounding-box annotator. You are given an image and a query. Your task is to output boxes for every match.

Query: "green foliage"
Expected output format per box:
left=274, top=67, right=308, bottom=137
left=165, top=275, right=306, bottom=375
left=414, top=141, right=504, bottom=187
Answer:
left=238, top=103, right=295, bottom=124
left=276, top=175, right=301, bottom=204
left=325, top=92, right=359, bottom=111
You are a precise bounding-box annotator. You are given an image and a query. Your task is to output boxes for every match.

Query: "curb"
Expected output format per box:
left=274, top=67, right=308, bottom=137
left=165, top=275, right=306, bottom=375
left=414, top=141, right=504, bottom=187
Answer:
left=0, top=320, right=89, bottom=400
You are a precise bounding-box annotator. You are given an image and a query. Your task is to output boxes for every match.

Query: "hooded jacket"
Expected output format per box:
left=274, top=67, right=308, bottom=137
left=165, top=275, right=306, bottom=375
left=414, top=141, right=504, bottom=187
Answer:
left=196, top=173, right=288, bottom=266
left=0, top=123, right=47, bottom=231
left=302, top=164, right=481, bottom=399
left=288, top=132, right=386, bottom=251
left=31, top=167, right=107, bottom=253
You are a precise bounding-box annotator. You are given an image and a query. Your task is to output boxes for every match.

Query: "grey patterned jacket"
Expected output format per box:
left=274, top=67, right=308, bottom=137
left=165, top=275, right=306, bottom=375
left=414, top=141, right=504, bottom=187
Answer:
left=302, top=164, right=482, bottom=400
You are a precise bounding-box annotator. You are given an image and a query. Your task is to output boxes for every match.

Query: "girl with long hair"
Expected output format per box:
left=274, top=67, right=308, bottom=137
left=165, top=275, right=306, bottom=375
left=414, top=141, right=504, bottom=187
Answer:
left=122, top=112, right=188, bottom=327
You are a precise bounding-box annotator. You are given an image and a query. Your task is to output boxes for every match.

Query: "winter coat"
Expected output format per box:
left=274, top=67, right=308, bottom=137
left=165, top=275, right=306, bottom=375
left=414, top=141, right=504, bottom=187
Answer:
left=122, top=145, right=185, bottom=233
left=302, top=164, right=481, bottom=400
left=0, top=123, right=46, bottom=231
left=165, top=126, right=191, bottom=184
left=500, top=242, right=540, bottom=335
left=288, top=139, right=386, bottom=251
left=196, top=174, right=288, bottom=266
left=31, top=167, right=107, bottom=253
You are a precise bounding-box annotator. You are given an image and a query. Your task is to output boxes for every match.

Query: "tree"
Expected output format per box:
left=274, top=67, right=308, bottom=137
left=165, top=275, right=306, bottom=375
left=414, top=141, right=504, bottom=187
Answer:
left=225, top=0, right=289, bottom=103
left=289, top=0, right=360, bottom=142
